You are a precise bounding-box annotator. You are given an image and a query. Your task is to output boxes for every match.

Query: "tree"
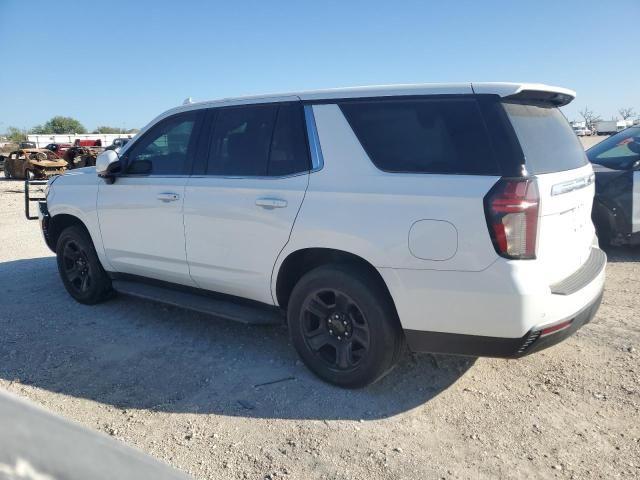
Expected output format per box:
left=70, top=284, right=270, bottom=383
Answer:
left=579, top=107, right=602, bottom=130
left=618, top=107, right=636, bottom=120
left=92, top=126, right=125, bottom=134
left=31, top=116, right=87, bottom=134
left=5, top=126, right=27, bottom=143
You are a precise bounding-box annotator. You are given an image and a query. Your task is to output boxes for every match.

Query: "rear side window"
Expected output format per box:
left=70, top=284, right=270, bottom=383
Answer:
left=339, top=98, right=499, bottom=175
left=269, top=104, right=310, bottom=176
left=503, top=103, right=588, bottom=174
left=207, top=103, right=309, bottom=176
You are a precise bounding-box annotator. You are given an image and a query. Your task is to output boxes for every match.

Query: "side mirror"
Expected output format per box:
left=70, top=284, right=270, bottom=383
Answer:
left=96, top=150, right=121, bottom=181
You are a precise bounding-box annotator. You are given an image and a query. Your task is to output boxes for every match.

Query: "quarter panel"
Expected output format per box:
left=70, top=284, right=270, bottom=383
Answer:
left=278, top=104, right=500, bottom=272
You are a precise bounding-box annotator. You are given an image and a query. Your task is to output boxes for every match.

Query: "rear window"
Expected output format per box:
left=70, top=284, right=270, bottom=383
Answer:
left=339, top=98, right=499, bottom=175
left=503, top=103, right=588, bottom=174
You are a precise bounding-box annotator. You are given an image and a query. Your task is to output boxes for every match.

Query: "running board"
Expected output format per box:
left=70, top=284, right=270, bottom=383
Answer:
left=111, top=279, right=284, bottom=325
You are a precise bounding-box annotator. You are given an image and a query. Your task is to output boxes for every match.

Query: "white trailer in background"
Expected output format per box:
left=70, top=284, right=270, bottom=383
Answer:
left=26, top=133, right=136, bottom=148
left=595, top=120, right=630, bottom=135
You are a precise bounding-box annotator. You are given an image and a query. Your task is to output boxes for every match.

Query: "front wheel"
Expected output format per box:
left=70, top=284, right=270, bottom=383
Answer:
left=287, top=264, right=404, bottom=388
left=56, top=225, right=112, bottom=304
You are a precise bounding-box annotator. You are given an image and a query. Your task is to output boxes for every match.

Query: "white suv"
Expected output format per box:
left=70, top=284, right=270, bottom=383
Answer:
left=40, top=83, right=606, bottom=387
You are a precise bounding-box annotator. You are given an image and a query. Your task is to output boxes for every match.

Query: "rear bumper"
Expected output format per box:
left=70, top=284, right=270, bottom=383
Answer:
left=380, top=245, right=607, bottom=357
left=404, top=288, right=603, bottom=357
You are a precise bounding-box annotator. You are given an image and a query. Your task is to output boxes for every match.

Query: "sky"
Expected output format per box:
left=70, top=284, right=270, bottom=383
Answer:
left=1, top=0, right=638, bottom=132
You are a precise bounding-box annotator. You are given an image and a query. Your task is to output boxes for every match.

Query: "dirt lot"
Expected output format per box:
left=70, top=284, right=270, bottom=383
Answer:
left=0, top=168, right=638, bottom=479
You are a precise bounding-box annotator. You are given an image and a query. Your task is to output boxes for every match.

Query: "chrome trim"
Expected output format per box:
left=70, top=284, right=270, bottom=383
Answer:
left=304, top=105, right=324, bottom=171
left=187, top=171, right=309, bottom=180
left=551, top=173, right=595, bottom=196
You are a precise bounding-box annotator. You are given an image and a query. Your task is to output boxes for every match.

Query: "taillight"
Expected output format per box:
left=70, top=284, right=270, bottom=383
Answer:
left=484, top=178, right=539, bottom=259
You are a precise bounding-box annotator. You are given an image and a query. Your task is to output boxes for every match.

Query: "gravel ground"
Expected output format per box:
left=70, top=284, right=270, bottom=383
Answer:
left=0, top=169, right=639, bottom=479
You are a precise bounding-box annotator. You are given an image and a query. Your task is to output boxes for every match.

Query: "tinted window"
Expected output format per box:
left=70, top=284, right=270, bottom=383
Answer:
left=268, top=104, right=309, bottom=176
left=339, top=99, right=498, bottom=175
left=208, top=105, right=277, bottom=176
left=587, top=127, right=640, bottom=170
left=127, top=112, right=197, bottom=175
left=503, top=103, right=588, bottom=174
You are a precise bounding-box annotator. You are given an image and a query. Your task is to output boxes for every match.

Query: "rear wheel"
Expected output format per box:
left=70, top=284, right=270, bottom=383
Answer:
left=25, top=169, right=35, bottom=180
left=288, top=264, right=404, bottom=388
left=56, top=225, right=112, bottom=304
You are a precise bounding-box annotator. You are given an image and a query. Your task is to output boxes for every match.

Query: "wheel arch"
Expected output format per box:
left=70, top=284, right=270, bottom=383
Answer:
left=47, top=213, right=91, bottom=252
left=274, top=247, right=398, bottom=316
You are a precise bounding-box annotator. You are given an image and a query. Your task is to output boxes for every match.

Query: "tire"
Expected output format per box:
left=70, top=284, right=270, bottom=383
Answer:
left=287, top=264, right=404, bottom=388
left=56, top=225, right=112, bottom=304
left=25, top=169, right=35, bottom=180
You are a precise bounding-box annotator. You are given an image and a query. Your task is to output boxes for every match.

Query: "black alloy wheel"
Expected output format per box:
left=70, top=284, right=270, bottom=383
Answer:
left=301, top=289, right=370, bottom=371
left=288, top=264, right=404, bottom=388
left=61, top=239, right=93, bottom=295
left=56, top=225, right=112, bottom=304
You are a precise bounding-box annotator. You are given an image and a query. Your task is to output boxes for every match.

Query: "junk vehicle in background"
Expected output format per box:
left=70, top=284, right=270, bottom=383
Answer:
left=3, top=148, right=67, bottom=179
left=44, top=143, right=73, bottom=156
left=588, top=126, right=640, bottom=246
left=64, top=139, right=104, bottom=169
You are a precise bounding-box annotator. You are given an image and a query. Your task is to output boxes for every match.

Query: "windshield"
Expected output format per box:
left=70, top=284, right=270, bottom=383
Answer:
left=587, top=126, right=640, bottom=170
left=503, top=102, right=588, bottom=174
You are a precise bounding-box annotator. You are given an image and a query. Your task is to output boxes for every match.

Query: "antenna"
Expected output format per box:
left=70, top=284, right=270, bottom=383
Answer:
left=183, top=97, right=194, bottom=105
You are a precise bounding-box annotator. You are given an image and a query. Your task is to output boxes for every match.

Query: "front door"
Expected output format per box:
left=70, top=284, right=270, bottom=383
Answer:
left=97, top=110, right=203, bottom=285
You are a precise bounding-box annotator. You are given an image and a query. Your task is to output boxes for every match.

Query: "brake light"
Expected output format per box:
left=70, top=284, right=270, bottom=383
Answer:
left=484, top=178, right=539, bottom=259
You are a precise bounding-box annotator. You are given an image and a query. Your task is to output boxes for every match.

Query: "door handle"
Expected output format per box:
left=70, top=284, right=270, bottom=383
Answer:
left=157, top=192, right=180, bottom=202
left=255, top=197, right=288, bottom=209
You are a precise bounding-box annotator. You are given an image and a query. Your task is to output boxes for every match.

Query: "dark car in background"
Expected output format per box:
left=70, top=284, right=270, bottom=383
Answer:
left=588, top=126, right=640, bottom=246
left=44, top=143, right=73, bottom=156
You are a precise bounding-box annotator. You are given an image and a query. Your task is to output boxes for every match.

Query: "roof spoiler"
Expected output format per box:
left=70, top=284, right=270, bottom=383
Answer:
left=503, top=89, right=575, bottom=107
left=471, top=83, right=576, bottom=107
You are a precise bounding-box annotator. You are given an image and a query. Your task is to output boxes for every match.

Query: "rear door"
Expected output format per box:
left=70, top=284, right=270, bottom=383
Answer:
left=503, top=102, right=595, bottom=284
left=183, top=101, right=310, bottom=304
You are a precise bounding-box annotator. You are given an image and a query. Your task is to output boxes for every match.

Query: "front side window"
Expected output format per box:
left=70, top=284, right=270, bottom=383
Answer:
left=587, top=127, right=640, bottom=170
left=339, top=98, right=498, bottom=175
left=126, top=112, right=198, bottom=175
left=206, top=103, right=309, bottom=176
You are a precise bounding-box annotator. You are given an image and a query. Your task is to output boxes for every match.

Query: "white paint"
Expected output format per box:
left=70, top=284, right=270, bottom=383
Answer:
left=183, top=173, right=308, bottom=304
left=97, top=177, right=195, bottom=286
left=408, top=220, right=458, bottom=261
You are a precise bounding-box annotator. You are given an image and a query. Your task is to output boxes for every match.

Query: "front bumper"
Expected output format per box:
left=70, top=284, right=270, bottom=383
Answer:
left=38, top=201, right=55, bottom=252
left=404, top=287, right=604, bottom=358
